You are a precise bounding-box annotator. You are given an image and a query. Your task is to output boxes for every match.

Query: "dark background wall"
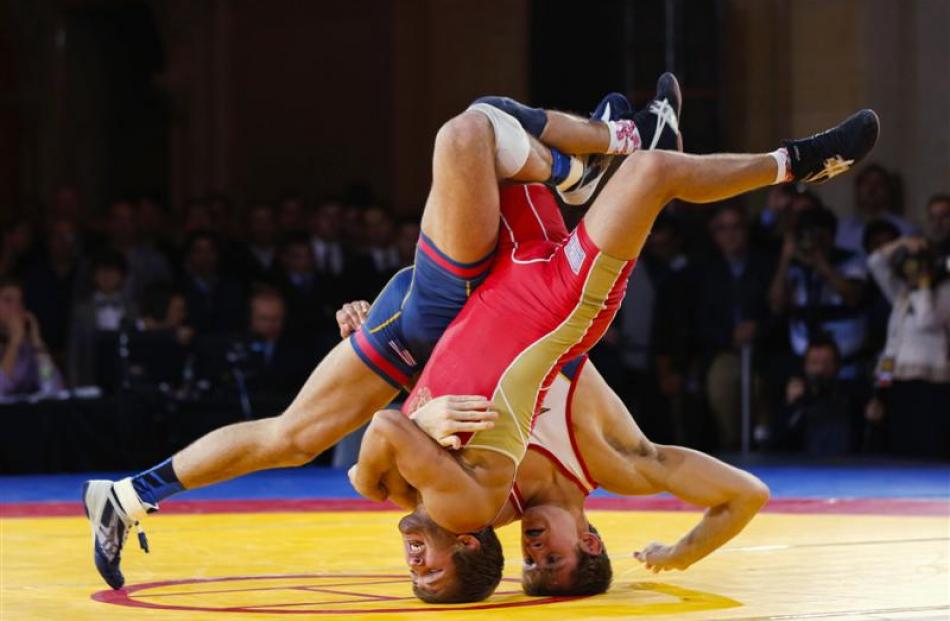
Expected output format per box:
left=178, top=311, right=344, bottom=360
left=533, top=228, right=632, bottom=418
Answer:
left=2, top=0, right=947, bottom=221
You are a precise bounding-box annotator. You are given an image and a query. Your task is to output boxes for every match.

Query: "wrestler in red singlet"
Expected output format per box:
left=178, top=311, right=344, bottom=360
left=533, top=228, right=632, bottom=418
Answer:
left=403, top=183, right=635, bottom=464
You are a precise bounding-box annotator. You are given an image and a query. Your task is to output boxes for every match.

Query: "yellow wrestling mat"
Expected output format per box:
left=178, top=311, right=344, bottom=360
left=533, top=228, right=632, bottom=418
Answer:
left=2, top=509, right=948, bottom=620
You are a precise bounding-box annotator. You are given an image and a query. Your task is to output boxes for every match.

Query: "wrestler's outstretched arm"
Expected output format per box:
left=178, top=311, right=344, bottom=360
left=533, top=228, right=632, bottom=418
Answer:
left=627, top=445, right=770, bottom=573
left=575, top=362, right=769, bottom=573
left=350, top=408, right=501, bottom=533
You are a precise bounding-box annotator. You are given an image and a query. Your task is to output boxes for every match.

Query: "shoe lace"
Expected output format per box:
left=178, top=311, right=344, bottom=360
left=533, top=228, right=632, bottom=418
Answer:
left=802, top=155, right=854, bottom=184
left=648, top=98, right=680, bottom=150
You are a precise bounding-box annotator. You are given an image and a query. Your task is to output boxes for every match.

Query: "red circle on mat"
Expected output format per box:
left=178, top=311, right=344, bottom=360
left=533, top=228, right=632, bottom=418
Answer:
left=92, top=573, right=588, bottom=614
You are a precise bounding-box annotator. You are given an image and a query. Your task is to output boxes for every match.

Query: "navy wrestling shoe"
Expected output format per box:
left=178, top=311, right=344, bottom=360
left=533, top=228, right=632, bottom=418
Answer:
left=783, top=109, right=880, bottom=184
left=557, top=92, right=633, bottom=206
left=83, top=479, right=151, bottom=589
left=633, top=71, right=682, bottom=152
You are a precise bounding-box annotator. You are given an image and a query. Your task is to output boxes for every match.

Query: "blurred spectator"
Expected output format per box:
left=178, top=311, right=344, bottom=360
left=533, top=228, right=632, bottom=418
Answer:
left=694, top=203, right=775, bottom=450
left=868, top=236, right=950, bottom=457
left=277, top=194, right=307, bottom=233
left=22, top=219, right=87, bottom=356
left=862, top=219, right=902, bottom=356
left=362, top=205, right=400, bottom=285
left=138, top=283, right=194, bottom=347
left=342, top=203, right=365, bottom=246
left=753, top=184, right=797, bottom=252
left=50, top=186, right=81, bottom=225
left=0, top=218, right=35, bottom=278
left=67, top=250, right=137, bottom=387
left=244, top=286, right=317, bottom=394
left=769, top=203, right=868, bottom=377
left=308, top=199, right=365, bottom=306
left=179, top=231, right=245, bottom=334
left=207, top=193, right=236, bottom=238
left=837, top=164, right=916, bottom=255
left=105, top=199, right=172, bottom=302
left=240, top=202, right=280, bottom=283
left=0, top=277, right=64, bottom=397
left=395, top=218, right=421, bottom=267
left=772, top=336, right=865, bottom=456
left=137, top=194, right=170, bottom=245
left=610, top=213, right=689, bottom=443
left=181, top=197, right=214, bottom=236
left=925, top=193, right=950, bottom=254
left=277, top=232, right=333, bottom=342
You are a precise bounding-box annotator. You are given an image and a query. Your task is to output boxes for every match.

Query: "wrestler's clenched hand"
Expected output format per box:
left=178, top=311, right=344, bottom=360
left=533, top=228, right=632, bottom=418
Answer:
left=410, top=395, right=498, bottom=450
left=336, top=300, right=371, bottom=338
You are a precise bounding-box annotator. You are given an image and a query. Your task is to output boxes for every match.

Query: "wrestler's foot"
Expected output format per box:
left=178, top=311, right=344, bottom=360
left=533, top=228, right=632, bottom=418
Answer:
left=634, top=72, right=682, bottom=152
left=83, top=479, right=151, bottom=589
left=558, top=92, right=633, bottom=206
left=783, top=109, right=880, bottom=184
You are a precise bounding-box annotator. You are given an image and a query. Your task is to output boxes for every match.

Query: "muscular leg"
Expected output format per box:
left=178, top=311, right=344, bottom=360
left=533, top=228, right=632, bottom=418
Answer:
left=173, top=340, right=397, bottom=488
left=540, top=111, right=611, bottom=154
left=584, top=150, right=778, bottom=259
left=420, top=102, right=620, bottom=264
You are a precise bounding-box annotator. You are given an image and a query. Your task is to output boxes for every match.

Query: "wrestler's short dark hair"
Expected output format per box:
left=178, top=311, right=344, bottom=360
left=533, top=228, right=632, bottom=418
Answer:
left=413, top=527, right=503, bottom=604
left=522, top=524, right=612, bottom=597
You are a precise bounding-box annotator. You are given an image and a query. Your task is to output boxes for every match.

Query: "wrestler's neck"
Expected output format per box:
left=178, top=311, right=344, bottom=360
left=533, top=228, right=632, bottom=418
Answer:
left=496, top=451, right=587, bottom=528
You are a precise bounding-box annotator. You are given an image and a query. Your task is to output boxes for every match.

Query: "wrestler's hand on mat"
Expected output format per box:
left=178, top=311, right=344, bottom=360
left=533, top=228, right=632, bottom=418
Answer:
left=336, top=300, right=371, bottom=338
left=409, top=395, right=498, bottom=450
left=634, top=542, right=691, bottom=573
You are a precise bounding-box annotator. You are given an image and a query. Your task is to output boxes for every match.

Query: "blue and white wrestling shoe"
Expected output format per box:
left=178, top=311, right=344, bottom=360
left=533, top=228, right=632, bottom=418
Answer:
left=635, top=71, right=683, bottom=152
left=557, top=92, right=634, bottom=206
left=82, top=478, right=151, bottom=589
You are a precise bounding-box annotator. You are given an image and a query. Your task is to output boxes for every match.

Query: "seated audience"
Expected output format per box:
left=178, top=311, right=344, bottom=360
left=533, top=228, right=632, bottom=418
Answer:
left=0, top=218, right=36, bottom=278
left=67, top=250, right=138, bottom=387
left=0, top=277, right=64, bottom=397
left=243, top=286, right=319, bottom=395
left=276, top=232, right=333, bottom=342
left=22, top=219, right=86, bottom=356
left=178, top=231, right=246, bottom=334
left=138, top=283, right=194, bottom=347
left=104, top=199, right=172, bottom=302
left=240, top=202, right=279, bottom=284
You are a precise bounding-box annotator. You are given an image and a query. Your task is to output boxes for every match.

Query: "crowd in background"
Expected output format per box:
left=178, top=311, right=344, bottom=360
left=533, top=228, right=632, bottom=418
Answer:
left=1, top=165, right=948, bottom=460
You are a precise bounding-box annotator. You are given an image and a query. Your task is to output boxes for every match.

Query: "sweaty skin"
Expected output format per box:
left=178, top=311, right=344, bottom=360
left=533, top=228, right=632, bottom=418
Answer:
left=347, top=344, right=769, bottom=584
left=509, top=362, right=769, bottom=584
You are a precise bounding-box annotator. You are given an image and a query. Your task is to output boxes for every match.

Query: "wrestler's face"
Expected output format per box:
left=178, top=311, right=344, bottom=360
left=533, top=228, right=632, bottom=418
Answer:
left=398, top=511, right=460, bottom=597
left=521, top=505, right=598, bottom=589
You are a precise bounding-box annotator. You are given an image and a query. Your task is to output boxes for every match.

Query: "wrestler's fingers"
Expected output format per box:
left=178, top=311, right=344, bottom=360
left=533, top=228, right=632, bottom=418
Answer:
left=446, top=420, right=495, bottom=433
left=448, top=396, right=494, bottom=409
left=450, top=409, right=498, bottom=421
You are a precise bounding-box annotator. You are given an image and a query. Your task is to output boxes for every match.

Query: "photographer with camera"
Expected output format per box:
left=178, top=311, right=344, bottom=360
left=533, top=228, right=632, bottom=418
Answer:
left=867, top=235, right=950, bottom=457
left=770, top=203, right=869, bottom=378
left=773, top=336, right=866, bottom=455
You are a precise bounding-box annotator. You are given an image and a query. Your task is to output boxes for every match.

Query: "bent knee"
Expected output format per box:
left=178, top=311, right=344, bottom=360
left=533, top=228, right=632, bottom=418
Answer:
left=619, top=149, right=672, bottom=184
left=435, top=112, right=493, bottom=156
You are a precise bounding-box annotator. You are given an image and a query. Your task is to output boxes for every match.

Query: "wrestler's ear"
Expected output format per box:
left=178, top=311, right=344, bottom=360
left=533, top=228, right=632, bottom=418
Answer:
left=456, top=534, right=482, bottom=551
left=579, top=531, right=603, bottom=555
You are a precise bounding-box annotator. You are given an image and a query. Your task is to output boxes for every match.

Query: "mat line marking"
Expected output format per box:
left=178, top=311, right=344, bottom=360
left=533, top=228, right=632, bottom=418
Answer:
left=719, top=604, right=950, bottom=620
left=609, top=536, right=949, bottom=562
